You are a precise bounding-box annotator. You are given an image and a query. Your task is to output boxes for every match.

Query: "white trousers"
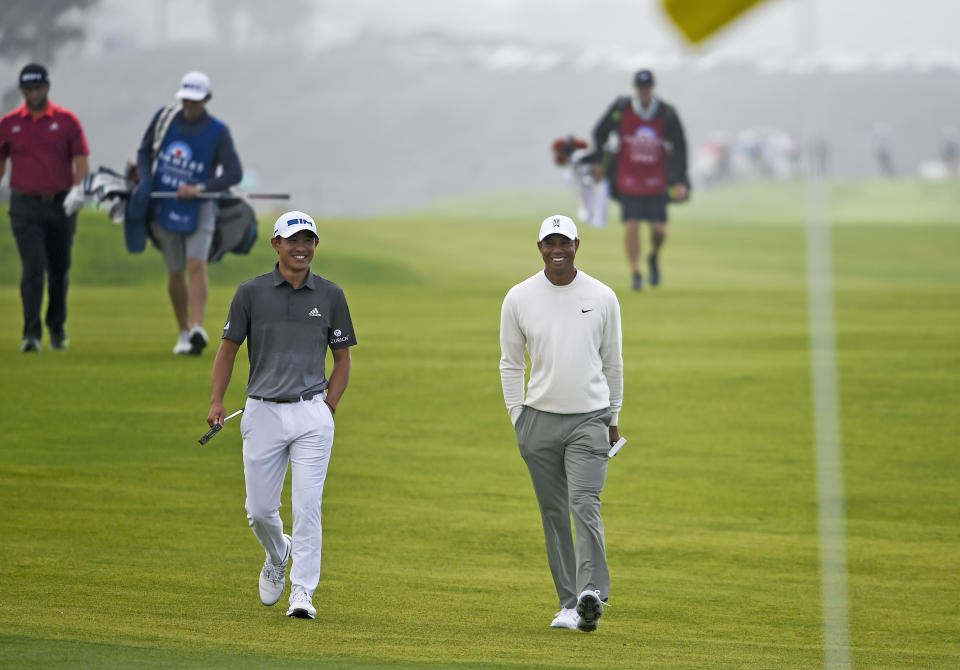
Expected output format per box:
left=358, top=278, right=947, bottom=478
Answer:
left=241, top=395, right=334, bottom=596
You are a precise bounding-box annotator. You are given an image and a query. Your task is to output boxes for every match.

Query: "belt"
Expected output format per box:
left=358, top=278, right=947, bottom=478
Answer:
left=248, top=390, right=324, bottom=404
left=12, top=190, right=67, bottom=202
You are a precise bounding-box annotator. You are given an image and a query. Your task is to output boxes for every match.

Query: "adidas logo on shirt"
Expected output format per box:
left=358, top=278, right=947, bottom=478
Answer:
left=308, top=307, right=322, bottom=318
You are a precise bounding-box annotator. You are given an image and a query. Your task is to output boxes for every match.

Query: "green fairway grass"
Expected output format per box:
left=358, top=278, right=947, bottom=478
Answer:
left=0, top=180, right=957, bottom=669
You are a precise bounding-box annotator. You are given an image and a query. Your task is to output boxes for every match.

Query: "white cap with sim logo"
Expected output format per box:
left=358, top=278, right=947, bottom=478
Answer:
left=273, top=211, right=319, bottom=239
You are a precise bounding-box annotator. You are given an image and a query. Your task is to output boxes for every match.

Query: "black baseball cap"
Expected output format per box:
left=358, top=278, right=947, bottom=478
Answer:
left=19, top=63, right=49, bottom=88
left=633, top=69, right=655, bottom=87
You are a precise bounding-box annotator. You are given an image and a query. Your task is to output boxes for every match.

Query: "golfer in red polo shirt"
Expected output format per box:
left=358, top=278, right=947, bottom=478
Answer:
left=0, top=63, right=89, bottom=352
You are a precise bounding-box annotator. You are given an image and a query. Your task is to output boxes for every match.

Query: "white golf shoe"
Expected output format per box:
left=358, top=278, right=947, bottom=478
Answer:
left=286, top=586, right=316, bottom=619
left=550, top=607, right=579, bottom=630
left=576, top=590, right=607, bottom=632
left=172, top=332, right=192, bottom=355
left=259, top=534, right=292, bottom=606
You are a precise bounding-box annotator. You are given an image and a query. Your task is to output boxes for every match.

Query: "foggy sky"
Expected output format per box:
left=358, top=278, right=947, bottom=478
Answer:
left=79, top=0, right=960, bottom=60
left=3, top=0, right=960, bottom=215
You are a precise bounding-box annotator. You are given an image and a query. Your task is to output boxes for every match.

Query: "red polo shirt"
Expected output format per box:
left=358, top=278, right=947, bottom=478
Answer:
left=0, top=101, right=89, bottom=195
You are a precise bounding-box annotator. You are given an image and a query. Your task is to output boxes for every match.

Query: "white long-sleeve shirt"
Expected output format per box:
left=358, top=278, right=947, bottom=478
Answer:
left=499, top=269, right=623, bottom=427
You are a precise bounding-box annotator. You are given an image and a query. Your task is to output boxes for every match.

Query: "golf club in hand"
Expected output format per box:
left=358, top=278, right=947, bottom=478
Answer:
left=198, top=408, right=243, bottom=445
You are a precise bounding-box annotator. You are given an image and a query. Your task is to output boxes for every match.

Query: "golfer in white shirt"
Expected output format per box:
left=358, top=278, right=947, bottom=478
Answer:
left=499, top=214, right=623, bottom=632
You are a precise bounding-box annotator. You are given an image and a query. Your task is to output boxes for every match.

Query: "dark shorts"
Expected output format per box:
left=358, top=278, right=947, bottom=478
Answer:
left=619, top=192, right=669, bottom=223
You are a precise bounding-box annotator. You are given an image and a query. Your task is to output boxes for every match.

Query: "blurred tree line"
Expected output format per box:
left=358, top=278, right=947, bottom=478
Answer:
left=1, top=0, right=99, bottom=110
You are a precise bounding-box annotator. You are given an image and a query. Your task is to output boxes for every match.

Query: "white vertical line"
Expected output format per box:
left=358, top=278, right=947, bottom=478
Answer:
left=798, top=1, right=852, bottom=668
left=803, top=178, right=852, bottom=670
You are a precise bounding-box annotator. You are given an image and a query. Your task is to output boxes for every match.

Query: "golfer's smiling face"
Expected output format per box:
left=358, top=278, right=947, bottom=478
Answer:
left=274, top=230, right=318, bottom=273
left=538, top=233, right=578, bottom=274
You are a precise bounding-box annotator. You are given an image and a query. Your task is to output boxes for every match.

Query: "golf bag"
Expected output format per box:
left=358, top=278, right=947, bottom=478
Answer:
left=83, top=165, right=258, bottom=261
left=207, top=197, right=258, bottom=262
left=551, top=135, right=609, bottom=228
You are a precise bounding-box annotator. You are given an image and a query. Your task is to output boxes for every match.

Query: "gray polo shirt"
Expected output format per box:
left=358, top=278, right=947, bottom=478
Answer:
left=223, top=264, right=357, bottom=399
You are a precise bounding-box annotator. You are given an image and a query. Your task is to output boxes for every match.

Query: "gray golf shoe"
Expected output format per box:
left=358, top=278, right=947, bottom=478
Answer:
left=576, top=590, right=607, bottom=632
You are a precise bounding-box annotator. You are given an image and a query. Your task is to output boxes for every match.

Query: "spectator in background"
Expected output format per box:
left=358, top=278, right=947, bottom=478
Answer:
left=874, top=124, right=896, bottom=178
left=551, top=135, right=609, bottom=228
left=0, top=64, right=89, bottom=352
left=587, top=69, right=689, bottom=291
left=132, top=71, right=242, bottom=356
left=940, top=127, right=958, bottom=176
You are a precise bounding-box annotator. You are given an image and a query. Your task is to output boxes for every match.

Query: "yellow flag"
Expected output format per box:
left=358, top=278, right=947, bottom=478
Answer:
left=662, top=0, right=769, bottom=44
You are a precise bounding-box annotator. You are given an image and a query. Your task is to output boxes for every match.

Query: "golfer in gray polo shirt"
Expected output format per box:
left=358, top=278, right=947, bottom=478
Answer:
left=206, top=210, right=356, bottom=620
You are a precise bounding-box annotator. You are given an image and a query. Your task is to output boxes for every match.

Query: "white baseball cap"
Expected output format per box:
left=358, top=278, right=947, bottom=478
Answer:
left=538, top=214, right=578, bottom=241
left=176, top=71, right=211, bottom=101
left=273, top=210, right=319, bottom=239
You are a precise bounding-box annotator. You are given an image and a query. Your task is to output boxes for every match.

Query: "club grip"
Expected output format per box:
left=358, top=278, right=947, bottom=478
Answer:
left=198, top=422, right=223, bottom=445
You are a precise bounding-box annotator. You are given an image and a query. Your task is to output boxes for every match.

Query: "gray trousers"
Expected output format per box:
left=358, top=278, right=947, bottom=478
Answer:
left=515, top=406, right=611, bottom=609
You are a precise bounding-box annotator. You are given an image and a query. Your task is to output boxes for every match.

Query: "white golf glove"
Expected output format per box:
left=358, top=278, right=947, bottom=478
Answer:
left=63, top=184, right=86, bottom=216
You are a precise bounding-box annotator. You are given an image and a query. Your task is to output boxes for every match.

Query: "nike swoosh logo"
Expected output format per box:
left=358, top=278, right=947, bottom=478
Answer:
left=581, top=309, right=593, bottom=313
